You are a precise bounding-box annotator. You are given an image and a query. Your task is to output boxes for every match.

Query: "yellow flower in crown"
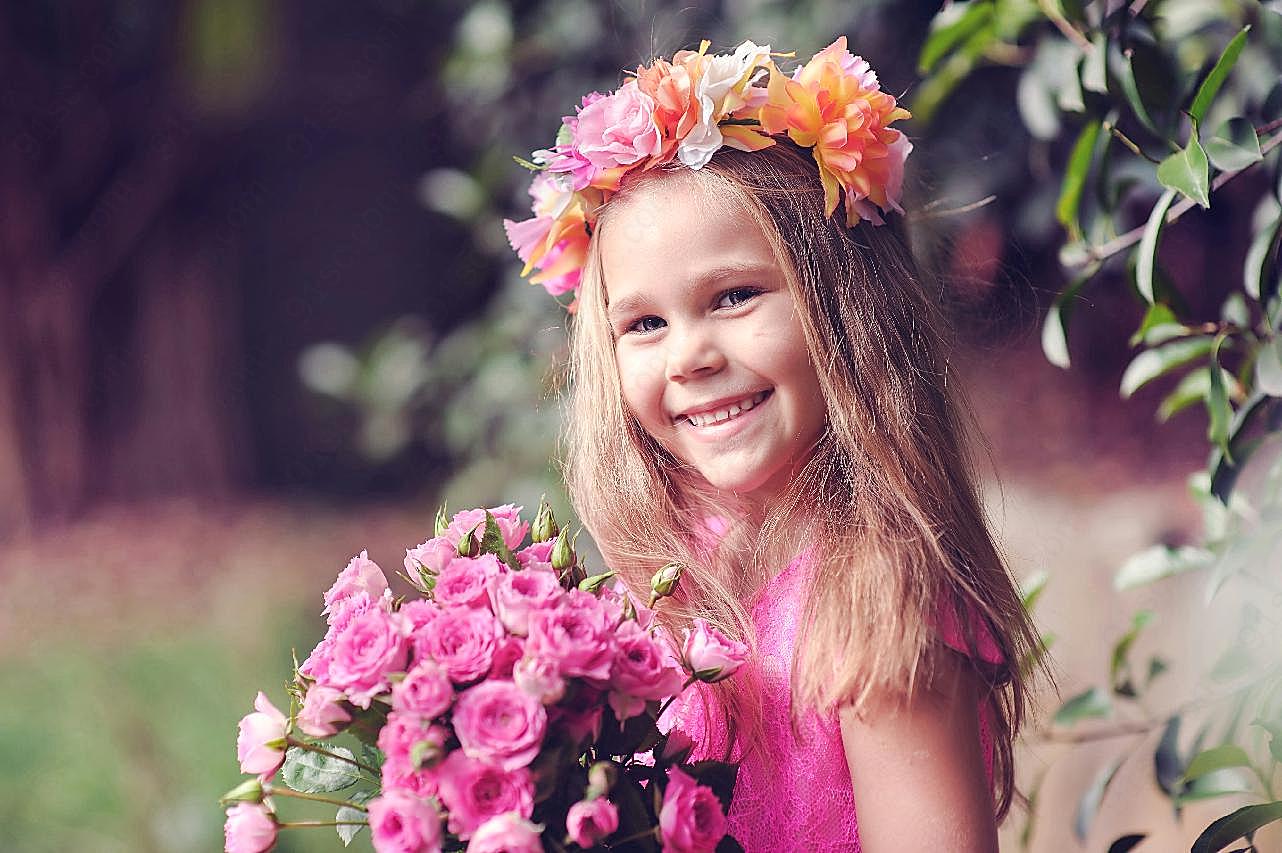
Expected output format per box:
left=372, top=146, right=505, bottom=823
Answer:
left=758, top=36, right=913, bottom=227
left=504, top=37, right=912, bottom=305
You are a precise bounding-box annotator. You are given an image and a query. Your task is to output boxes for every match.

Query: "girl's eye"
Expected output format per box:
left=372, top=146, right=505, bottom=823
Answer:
left=626, top=315, right=666, bottom=334
left=717, top=287, right=762, bottom=309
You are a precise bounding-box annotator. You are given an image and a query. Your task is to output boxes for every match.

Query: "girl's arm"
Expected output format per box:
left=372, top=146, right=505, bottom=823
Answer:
left=837, top=647, right=999, bottom=853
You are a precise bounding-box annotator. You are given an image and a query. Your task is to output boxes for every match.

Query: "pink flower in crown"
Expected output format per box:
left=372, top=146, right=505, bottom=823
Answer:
left=223, top=802, right=278, bottom=853
left=392, top=660, right=453, bottom=718
left=405, top=536, right=456, bottom=577
left=297, top=683, right=351, bottom=738
left=379, top=713, right=449, bottom=798
left=434, top=554, right=504, bottom=610
left=435, top=750, right=535, bottom=841
left=445, top=505, right=529, bottom=552
left=526, top=589, right=617, bottom=682
left=681, top=618, right=748, bottom=684
left=566, top=797, right=619, bottom=848
left=467, top=813, right=544, bottom=853
left=608, top=620, right=687, bottom=720
left=453, top=680, right=548, bottom=771
left=793, top=37, right=878, bottom=88
left=660, top=767, right=726, bottom=852
left=512, top=655, right=565, bottom=704
left=412, top=606, right=503, bottom=684
left=487, top=566, right=563, bottom=636
left=328, top=607, right=410, bottom=708
left=367, top=789, right=442, bottom=853
left=514, top=539, right=555, bottom=572
left=236, top=692, right=288, bottom=779
left=324, top=550, right=389, bottom=624
left=574, top=83, right=662, bottom=170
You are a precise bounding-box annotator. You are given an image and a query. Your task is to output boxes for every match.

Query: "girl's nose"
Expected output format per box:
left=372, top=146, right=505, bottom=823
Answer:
left=664, top=325, right=726, bottom=382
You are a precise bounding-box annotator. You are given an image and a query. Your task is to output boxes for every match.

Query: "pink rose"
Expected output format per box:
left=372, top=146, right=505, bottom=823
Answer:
left=391, top=660, right=453, bottom=718
left=453, top=680, right=547, bottom=771
left=609, top=621, right=687, bottom=719
left=223, top=802, right=277, bottom=853
left=659, top=767, right=726, bottom=853
left=512, top=655, right=565, bottom=704
left=445, top=505, right=528, bottom=552
left=405, top=537, right=457, bottom=577
left=466, top=813, right=544, bottom=852
left=435, top=751, right=534, bottom=840
left=681, top=618, right=748, bottom=683
left=514, top=540, right=555, bottom=572
left=329, top=608, right=410, bottom=708
left=489, top=635, right=525, bottom=679
left=549, top=702, right=603, bottom=746
left=380, top=714, right=449, bottom=798
left=566, top=797, right=619, bottom=848
left=434, top=554, right=504, bottom=610
left=487, top=568, right=563, bottom=636
left=400, top=599, right=443, bottom=633
left=236, top=692, right=287, bottom=779
left=301, top=591, right=384, bottom=683
left=526, top=589, right=616, bottom=682
left=324, top=550, right=389, bottom=623
left=412, top=607, right=502, bottom=684
left=297, top=683, right=352, bottom=738
left=575, top=84, right=662, bottom=169
left=368, top=789, right=443, bottom=853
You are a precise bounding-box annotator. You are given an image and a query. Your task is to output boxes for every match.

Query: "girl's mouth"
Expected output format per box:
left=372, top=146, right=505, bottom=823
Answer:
left=676, top=389, right=772, bottom=428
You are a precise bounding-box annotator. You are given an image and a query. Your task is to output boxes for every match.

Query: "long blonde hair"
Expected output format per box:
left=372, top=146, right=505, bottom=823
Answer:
left=563, top=141, right=1044, bottom=821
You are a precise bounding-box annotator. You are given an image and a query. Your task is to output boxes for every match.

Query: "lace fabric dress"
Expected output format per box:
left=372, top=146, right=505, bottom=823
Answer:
left=659, top=552, right=1004, bottom=852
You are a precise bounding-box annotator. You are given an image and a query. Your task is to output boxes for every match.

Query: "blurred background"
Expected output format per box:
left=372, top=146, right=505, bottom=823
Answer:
left=2, top=1, right=1280, bottom=851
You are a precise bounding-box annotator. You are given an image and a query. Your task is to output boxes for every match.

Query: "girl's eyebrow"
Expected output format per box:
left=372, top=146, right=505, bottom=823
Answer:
left=606, top=261, right=778, bottom=322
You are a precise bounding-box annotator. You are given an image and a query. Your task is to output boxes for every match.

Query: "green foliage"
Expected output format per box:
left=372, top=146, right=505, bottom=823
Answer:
left=918, top=1, right=1282, bottom=847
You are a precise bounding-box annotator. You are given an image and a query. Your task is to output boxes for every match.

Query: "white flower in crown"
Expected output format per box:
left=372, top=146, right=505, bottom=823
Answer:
left=677, top=40, right=773, bottom=169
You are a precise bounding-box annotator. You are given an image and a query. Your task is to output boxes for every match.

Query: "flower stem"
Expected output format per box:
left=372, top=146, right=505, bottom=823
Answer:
left=653, top=676, right=698, bottom=722
left=265, top=786, right=368, bottom=811
left=285, top=736, right=380, bottom=776
left=278, top=820, right=369, bottom=829
left=607, top=826, right=659, bottom=847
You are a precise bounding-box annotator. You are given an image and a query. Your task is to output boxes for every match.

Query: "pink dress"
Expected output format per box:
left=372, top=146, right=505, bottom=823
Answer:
left=661, top=551, right=1005, bottom=851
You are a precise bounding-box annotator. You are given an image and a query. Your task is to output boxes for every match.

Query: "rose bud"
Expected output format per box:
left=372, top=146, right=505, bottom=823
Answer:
left=236, top=692, right=288, bottom=779
left=550, top=527, right=575, bottom=574
left=649, top=562, right=683, bottom=606
left=219, top=778, right=264, bottom=806
left=223, top=802, right=277, bottom=853
left=457, top=523, right=481, bottom=557
left=578, top=571, right=616, bottom=595
left=681, top=618, right=748, bottom=684
left=297, top=683, right=351, bottom=738
left=435, top=502, right=450, bottom=537
left=586, top=761, right=618, bottom=799
left=531, top=497, right=559, bottom=543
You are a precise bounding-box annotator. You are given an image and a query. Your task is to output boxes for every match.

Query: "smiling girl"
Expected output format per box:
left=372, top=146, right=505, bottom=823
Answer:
left=506, top=38, right=1044, bottom=852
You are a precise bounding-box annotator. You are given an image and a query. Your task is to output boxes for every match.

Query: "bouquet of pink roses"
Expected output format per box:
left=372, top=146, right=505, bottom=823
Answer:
left=221, top=501, right=748, bottom=853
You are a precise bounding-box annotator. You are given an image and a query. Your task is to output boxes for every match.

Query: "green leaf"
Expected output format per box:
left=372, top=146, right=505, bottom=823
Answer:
left=918, top=2, right=994, bottom=74
left=1221, top=292, right=1249, bottom=327
left=1113, top=544, right=1214, bottom=590
left=1157, top=136, right=1211, bottom=209
left=281, top=745, right=362, bottom=794
left=1081, top=32, right=1107, bottom=94
left=1075, top=756, right=1123, bottom=841
left=1137, top=188, right=1180, bottom=303
left=1019, top=569, right=1049, bottom=611
left=1120, top=336, right=1214, bottom=398
left=1181, top=744, right=1252, bottom=785
left=1110, top=609, right=1154, bottom=692
left=1155, top=715, right=1184, bottom=796
left=1188, top=26, right=1251, bottom=124
left=1244, top=214, right=1282, bottom=301
left=1251, top=718, right=1282, bottom=764
left=1177, top=768, right=1255, bottom=805
left=1042, top=271, right=1094, bottom=368
left=1158, top=367, right=1215, bottom=421
left=612, top=775, right=660, bottom=853
left=1057, top=121, right=1102, bottom=240
left=336, top=789, right=374, bottom=846
left=1256, top=337, right=1282, bottom=396
left=1207, top=335, right=1233, bottom=461
left=1205, top=118, right=1262, bottom=172
left=1191, top=801, right=1282, bottom=853
left=1128, top=302, right=1178, bottom=347
left=480, top=511, right=521, bottom=571
left=1107, top=834, right=1146, bottom=853
left=1054, top=686, right=1112, bottom=726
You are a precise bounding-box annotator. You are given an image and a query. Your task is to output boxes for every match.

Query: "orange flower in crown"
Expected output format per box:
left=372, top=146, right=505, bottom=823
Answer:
left=504, top=37, right=912, bottom=305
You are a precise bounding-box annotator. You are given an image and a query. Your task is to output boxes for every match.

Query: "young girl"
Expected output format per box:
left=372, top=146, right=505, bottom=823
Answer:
left=506, top=37, right=1043, bottom=851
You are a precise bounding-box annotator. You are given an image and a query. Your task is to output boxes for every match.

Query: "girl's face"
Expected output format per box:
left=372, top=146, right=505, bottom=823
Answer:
left=600, top=175, right=827, bottom=503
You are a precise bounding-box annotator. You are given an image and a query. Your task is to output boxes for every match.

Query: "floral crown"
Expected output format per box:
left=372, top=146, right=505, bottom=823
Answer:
left=503, top=37, right=913, bottom=305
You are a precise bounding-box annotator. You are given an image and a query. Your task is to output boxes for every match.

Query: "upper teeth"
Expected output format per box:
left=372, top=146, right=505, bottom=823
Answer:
left=683, top=391, right=768, bottom=428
